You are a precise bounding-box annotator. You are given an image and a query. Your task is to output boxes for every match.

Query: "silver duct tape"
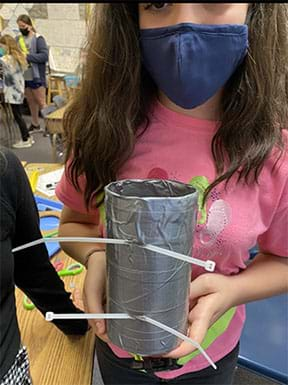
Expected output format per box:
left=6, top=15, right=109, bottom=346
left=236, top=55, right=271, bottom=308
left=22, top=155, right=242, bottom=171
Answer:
left=104, top=179, right=198, bottom=356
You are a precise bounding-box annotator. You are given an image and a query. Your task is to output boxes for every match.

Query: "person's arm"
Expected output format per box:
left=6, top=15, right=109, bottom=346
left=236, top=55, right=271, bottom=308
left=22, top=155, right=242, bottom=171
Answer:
left=10, top=154, right=88, bottom=335
left=164, top=253, right=288, bottom=359
left=58, top=205, right=105, bottom=265
left=165, top=157, right=288, bottom=359
left=58, top=206, right=109, bottom=340
left=26, top=36, right=48, bottom=64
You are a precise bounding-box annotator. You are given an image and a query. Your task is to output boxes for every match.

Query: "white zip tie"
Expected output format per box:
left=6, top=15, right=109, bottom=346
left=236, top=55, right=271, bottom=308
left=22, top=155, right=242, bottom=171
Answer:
left=143, top=244, right=215, bottom=272
left=12, top=236, right=215, bottom=271
left=137, top=315, right=217, bottom=370
left=11, top=237, right=127, bottom=252
left=46, top=312, right=132, bottom=321
left=45, top=311, right=217, bottom=370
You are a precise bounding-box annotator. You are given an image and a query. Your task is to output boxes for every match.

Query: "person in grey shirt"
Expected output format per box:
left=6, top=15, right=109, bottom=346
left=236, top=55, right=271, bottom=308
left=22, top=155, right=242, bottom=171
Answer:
left=16, top=14, right=48, bottom=133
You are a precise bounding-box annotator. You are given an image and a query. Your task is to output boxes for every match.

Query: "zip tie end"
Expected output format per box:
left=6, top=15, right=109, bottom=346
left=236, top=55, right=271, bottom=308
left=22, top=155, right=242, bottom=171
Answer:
left=205, top=260, right=215, bottom=272
left=46, top=312, right=54, bottom=321
left=212, top=362, right=217, bottom=370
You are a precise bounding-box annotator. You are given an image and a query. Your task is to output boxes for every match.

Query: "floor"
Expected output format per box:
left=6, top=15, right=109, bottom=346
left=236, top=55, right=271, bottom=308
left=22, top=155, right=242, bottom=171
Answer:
left=10, top=115, right=58, bottom=164
left=1, top=113, right=282, bottom=385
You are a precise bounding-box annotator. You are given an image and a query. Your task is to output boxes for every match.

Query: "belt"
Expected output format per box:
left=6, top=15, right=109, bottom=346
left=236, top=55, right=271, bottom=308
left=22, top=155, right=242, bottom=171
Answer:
left=129, top=357, right=182, bottom=372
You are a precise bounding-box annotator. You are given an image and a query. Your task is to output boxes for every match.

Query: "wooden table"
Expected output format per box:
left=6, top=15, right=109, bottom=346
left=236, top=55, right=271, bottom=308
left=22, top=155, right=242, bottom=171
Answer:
left=15, top=162, right=96, bottom=385
left=44, top=106, right=66, bottom=162
left=45, top=106, right=65, bottom=135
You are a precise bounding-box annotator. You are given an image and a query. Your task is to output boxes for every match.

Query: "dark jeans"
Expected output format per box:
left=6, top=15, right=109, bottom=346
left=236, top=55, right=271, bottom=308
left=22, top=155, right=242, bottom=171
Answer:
left=10, top=104, right=30, bottom=141
left=95, top=336, right=239, bottom=385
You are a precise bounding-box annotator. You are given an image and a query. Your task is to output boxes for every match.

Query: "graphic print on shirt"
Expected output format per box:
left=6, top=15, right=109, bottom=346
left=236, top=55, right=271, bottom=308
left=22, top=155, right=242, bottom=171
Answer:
left=146, top=169, right=232, bottom=260
left=189, top=175, right=231, bottom=262
left=96, top=169, right=231, bottom=259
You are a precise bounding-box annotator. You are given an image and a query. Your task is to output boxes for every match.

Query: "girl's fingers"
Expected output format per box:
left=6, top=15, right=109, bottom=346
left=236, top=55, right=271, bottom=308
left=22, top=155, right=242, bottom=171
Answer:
left=162, top=316, right=209, bottom=359
left=189, top=274, right=214, bottom=300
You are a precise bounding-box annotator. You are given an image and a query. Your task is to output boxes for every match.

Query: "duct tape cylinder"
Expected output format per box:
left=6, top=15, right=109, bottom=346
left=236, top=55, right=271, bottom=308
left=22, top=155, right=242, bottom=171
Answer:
left=104, top=179, right=198, bottom=356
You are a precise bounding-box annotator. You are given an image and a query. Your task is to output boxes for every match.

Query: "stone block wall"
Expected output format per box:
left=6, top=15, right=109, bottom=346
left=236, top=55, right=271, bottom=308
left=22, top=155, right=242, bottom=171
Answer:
left=0, top=3, right=90, bottom=73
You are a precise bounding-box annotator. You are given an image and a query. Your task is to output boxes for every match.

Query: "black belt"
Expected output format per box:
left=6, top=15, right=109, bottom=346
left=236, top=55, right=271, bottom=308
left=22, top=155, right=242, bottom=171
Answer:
left=129, top=357, right=182, bottom=372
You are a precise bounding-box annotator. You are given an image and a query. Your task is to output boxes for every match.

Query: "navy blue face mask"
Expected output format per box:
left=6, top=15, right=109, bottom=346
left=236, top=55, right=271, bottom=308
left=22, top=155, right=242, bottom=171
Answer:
left=140, top=23, right=248, bottom=109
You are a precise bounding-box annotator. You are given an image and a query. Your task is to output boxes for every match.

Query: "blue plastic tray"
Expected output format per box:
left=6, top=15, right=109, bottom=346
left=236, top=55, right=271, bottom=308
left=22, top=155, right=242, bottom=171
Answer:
left=34, top=195, right=63, bottom=211
left=34, top=195, right=63, bottom=258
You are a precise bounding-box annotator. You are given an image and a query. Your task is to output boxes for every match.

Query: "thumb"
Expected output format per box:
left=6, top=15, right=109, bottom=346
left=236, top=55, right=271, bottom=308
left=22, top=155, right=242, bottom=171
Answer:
left=162, top=316, right=210, bottom=359
left=190, top=274, right=214, bottom=300
left=188, top=312, right=210, bottom=348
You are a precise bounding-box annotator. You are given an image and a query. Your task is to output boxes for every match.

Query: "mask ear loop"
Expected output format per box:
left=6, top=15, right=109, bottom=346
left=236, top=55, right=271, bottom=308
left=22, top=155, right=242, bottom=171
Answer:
left=45, top=311, right=217, bottom=370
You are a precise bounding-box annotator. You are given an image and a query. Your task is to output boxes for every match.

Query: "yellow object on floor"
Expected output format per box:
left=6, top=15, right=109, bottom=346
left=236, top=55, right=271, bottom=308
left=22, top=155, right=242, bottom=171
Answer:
left=26, top=170, right=39, bottom=193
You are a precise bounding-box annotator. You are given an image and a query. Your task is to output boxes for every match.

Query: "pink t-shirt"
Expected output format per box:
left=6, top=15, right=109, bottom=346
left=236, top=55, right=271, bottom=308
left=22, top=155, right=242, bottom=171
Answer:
left=56, top=101, right=288, bottom=379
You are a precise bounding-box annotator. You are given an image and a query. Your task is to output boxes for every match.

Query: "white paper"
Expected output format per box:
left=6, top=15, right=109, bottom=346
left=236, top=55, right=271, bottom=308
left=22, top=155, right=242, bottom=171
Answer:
left=48, top=46, right=80, bottom=73
left=36, top=167, right=64, bottom=197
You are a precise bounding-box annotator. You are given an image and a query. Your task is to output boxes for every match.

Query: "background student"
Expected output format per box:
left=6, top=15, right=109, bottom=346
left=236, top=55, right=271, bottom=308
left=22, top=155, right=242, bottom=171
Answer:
left=16, top=14, right=48, bottom=133
left=0, top=34, right=33, bottom=148
left=0, top=148, right=88, bottom=385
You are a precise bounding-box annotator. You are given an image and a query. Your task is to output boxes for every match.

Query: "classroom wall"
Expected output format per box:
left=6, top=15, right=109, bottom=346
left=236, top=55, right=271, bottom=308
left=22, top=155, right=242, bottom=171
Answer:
left=0, top=3, right=92, bottom=73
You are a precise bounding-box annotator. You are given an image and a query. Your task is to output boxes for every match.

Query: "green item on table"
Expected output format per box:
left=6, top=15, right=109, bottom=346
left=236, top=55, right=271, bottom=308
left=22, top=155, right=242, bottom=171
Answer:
left=57, top=262, right=84, bottom=277
left=23, top=263, right=84, bottom=310
left=23, top=295, right=35, bottom=310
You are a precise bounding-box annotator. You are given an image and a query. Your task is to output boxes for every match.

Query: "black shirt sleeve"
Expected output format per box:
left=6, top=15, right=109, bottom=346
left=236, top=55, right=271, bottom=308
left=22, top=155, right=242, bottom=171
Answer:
left=5, top=149, right=88, bottom=335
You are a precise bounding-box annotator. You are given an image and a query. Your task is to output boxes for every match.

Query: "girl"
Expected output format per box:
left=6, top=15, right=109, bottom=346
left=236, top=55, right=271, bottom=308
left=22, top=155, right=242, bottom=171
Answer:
left=16, top=14, right=48, bottom=133
left=0, top=35, right=33, bottom=148
left=55, top=3, right=288, bottom=385
left=0, top=148, right=88, bottom=385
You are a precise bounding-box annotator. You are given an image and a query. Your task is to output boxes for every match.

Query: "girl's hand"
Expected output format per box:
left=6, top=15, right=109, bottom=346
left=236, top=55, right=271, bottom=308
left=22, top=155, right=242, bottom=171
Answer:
left=163, top=273, right=235, bottom=359
left=83, top=251, right=111, bottom=343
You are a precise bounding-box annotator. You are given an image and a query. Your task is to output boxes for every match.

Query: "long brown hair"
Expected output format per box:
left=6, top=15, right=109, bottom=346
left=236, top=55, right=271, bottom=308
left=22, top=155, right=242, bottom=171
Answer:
left=64, top=3, right=288, bottom=209
left=16, top=14, right=36, bottom=32
left=0, top=35, right=27, bottom=70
